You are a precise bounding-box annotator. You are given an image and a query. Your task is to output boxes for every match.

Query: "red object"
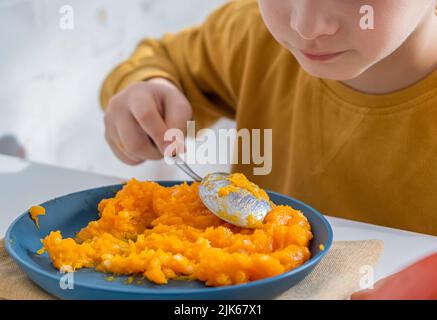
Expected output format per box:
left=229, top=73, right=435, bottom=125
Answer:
left=352, top=253, right=437, bottom=300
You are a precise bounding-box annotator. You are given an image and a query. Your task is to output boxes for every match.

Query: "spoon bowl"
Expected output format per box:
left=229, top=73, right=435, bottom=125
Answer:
left=198, top=173, right=272, bottom=228
left=170, top=155, right=272, bottom=228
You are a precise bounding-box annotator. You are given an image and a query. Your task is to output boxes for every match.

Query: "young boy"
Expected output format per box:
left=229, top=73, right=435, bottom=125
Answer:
left=100, top=0, right=437, bottom=237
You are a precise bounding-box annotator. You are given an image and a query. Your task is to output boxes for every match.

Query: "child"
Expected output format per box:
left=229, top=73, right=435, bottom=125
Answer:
left=100, top=0, right=437, bottom=236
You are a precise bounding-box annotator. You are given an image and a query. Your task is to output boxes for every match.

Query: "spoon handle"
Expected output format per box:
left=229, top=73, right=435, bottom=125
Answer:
left=174, top=154, right=203, bottom=182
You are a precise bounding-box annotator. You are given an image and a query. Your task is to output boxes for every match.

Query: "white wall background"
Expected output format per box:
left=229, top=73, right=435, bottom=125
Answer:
left=0, top=0, right=234, bottom=180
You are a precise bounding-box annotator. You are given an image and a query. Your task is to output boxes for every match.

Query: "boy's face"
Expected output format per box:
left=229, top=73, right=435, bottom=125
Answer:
left=258, top=0, right=435, bottom=80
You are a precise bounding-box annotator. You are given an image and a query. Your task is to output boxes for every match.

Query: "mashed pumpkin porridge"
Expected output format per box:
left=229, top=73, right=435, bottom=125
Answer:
left=38, top=176, right=313, bottom=286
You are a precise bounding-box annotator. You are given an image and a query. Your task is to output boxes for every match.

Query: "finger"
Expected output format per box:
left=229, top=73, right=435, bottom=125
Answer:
left=130, top=95, right=169, bottom=155
left=105, top=129, right=143, bottom=165
left=162, top=88, right=192, bottom=154
left=162, top=88, right=192, bottom=133
left=115, top=111, right=162, bottom=161
left=104, top=112, right=143, bottom=165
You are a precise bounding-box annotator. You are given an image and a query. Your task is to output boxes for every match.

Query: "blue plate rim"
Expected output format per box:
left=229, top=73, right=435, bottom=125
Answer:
left=5, top=181, right=333, bottom=295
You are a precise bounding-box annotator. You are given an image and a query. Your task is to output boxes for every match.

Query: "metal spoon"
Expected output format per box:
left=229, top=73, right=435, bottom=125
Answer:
left=170, top=154, right=272, bottom=228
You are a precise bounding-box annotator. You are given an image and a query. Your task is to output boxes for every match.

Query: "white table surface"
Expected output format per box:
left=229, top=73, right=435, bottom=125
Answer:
left=1, top=154, right=436, bottom=282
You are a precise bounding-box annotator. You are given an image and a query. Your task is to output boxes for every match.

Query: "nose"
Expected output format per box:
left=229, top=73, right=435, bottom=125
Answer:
left=289, top=1, right=339, bottom=40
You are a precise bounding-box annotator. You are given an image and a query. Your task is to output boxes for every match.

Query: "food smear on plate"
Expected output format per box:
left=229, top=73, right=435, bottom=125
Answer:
left=29, top=205, right=46, bottom=228
left=39, top=176, right=313, bottom=286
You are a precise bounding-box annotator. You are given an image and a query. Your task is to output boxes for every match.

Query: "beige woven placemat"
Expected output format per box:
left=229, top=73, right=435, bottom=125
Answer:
left=0, top=239, right=383, bottom=300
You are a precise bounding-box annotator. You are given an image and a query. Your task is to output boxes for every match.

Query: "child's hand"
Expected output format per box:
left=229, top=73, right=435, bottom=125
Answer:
left=103, top=78, right=192, bottom=165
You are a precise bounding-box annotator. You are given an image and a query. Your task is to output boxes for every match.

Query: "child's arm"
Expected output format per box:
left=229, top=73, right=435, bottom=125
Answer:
left=100, top=1, right=254, bottom=163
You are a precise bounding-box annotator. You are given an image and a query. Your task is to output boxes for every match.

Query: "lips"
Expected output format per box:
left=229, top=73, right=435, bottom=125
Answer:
left=299, top=49, right=346, bottom=62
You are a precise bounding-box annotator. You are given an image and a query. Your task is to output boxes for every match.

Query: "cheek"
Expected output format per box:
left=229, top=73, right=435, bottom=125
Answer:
left=350, top=30, right=396, bottom=63
left=351, top=1, right=429, bottom=62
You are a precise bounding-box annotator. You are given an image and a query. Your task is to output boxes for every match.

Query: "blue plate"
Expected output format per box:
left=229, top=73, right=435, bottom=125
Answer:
left=5, top=181, right=333, bottom=300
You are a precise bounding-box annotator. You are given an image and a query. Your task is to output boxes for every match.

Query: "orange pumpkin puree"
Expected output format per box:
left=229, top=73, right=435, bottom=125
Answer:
left=29, top=205, right=46, bottom=228
left=218, top=173, right=269, bottom=201
left=40, top=178, right=313, bottom=286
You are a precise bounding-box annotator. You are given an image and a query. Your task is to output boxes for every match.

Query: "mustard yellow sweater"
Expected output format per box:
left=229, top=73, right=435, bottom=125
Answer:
left=101, top=0, right=437, bottom=235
